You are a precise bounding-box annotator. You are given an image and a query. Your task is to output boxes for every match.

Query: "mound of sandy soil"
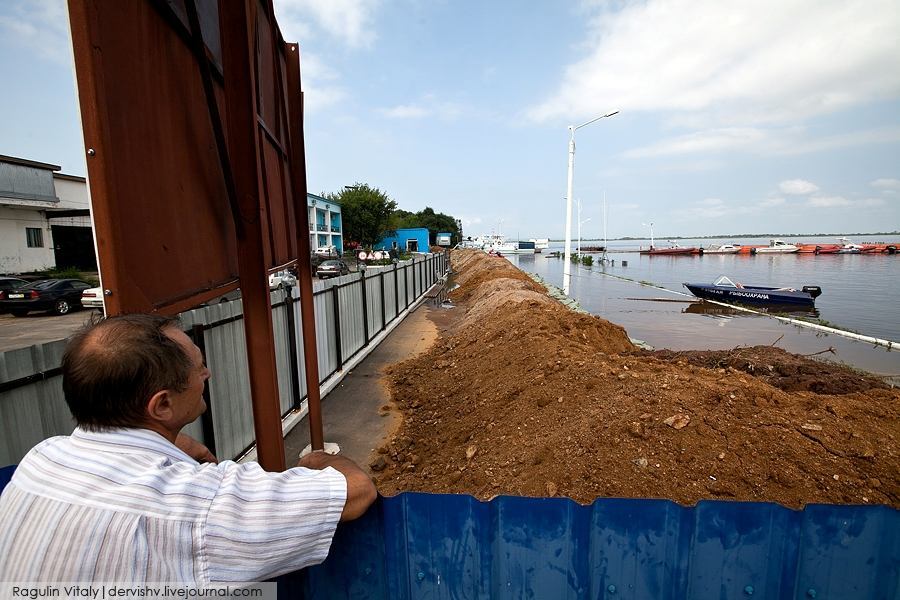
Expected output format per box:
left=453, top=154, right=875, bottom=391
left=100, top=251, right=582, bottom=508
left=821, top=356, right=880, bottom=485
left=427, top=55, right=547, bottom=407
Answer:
left=373, top=250, right=899, bottom=508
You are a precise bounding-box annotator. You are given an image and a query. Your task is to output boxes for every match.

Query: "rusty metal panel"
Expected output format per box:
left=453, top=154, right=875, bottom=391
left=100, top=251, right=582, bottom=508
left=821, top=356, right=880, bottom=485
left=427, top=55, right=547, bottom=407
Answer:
left=68, top=0, right=306, bottom=314
left=68, top=0, right=238, bottom=314
left=68, top=0, right=319, bottom=470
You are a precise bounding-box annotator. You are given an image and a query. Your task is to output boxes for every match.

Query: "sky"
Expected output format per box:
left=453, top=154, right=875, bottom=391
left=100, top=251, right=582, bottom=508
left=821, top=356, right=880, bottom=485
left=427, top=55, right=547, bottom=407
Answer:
left=1, top=0, right=899, bottom=239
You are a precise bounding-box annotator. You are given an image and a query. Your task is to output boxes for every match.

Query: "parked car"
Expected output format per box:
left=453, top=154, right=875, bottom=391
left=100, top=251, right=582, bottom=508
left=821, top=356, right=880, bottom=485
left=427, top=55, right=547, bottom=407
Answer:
left=0, top=277, right=28, bottom=314
left=316, top=260, right=350, bottom=279
left=0, top=277, right=27, bottom=292
left=314, top=245, right=338, bottom=258
left=81, top=286, right=104, bottom=311
left=0, top=278, right=93, bottom=316
left=268, top=270, right=298, bottom=289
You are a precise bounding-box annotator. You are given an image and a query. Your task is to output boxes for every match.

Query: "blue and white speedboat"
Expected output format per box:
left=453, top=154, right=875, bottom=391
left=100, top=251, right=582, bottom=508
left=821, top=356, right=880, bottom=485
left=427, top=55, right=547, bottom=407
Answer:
left=684, top=275, right=822, bottom=307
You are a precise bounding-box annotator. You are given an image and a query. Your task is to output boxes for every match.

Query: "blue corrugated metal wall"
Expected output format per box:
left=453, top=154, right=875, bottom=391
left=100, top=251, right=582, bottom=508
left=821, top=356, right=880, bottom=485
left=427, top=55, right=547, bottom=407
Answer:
left=282, top=493, right=900, bottom=599
left=1, top=468, right=896, bottom=597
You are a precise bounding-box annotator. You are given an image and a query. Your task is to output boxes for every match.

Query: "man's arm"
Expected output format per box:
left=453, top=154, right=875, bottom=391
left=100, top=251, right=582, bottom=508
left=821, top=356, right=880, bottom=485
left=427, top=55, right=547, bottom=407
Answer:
left=298, top=451, right=377, bottom=520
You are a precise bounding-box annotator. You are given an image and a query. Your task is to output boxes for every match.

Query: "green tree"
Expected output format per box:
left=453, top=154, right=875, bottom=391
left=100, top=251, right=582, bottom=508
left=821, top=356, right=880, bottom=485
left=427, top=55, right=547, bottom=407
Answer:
left=390, top=206, right=461, bottom=245
left=327, top=183, right=397, bottom=248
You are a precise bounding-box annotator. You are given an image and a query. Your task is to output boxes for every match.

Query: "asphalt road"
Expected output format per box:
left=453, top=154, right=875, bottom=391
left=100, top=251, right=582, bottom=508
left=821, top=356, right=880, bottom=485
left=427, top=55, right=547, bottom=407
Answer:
left=0, top=309, right=98, bottom=352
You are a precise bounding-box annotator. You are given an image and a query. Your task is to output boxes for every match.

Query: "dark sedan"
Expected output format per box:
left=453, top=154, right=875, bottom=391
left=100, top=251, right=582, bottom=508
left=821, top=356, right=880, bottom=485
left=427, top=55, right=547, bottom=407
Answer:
left=316, top=260, right=350, bottom=279
left=0, top=279, right=93, bottom=316
left=0, top=277, right=28, bottom=314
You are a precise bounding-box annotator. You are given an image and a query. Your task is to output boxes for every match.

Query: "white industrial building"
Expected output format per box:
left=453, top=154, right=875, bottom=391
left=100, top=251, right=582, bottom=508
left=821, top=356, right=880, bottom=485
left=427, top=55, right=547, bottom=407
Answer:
left=0, top=155, right=93, bottom=275
left=308, top=192, right=343, bottom=252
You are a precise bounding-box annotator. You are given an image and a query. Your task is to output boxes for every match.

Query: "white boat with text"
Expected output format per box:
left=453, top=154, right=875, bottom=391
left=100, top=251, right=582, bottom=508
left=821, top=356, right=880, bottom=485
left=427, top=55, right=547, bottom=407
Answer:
left=751, top=239, right=799, bottom=254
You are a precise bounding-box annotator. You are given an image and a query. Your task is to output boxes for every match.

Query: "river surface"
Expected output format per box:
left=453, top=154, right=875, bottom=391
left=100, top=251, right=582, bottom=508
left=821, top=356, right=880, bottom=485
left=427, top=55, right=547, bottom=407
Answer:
left=503, top=235, right=900, bottom=381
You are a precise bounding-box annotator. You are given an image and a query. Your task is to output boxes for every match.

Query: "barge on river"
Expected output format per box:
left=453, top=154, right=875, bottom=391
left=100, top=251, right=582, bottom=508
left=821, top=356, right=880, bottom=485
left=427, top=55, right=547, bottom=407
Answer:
left=684, top=275, right=822, bottom=307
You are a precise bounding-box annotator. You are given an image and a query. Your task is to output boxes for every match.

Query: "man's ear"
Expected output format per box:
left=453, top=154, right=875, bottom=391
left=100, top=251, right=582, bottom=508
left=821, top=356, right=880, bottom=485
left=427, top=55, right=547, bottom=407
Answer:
left=146, top=390, right=175, bottom=424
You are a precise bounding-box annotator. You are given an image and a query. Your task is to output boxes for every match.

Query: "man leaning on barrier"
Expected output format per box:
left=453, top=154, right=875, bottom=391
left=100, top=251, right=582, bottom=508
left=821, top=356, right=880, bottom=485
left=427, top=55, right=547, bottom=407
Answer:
left=0, top=314, right=376, bottom=583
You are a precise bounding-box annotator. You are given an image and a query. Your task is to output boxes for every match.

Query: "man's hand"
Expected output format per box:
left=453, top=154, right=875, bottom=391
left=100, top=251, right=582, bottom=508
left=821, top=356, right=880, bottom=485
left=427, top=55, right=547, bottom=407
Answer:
left=298, top=451, right=377, bottom=521
left=175, top=433, right=218, bottom=464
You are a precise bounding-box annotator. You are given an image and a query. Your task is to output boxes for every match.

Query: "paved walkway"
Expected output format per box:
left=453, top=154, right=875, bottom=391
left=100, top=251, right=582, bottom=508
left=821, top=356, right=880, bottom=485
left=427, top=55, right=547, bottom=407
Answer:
left=0, top=310, right=96, bottom=352
left=283, top=303, right=440, bottom=471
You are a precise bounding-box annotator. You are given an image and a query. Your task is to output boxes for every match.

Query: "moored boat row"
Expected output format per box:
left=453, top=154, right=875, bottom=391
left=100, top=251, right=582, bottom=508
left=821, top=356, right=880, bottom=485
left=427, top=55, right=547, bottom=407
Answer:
left=648, top=238, right=898, bottom=256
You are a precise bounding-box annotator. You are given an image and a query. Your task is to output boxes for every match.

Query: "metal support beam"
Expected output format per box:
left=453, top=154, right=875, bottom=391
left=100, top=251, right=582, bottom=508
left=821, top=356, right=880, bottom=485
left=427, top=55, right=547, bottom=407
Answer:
left=220, top=0, right=285, bottom=471
left=284, top=41, right=324, bottom=451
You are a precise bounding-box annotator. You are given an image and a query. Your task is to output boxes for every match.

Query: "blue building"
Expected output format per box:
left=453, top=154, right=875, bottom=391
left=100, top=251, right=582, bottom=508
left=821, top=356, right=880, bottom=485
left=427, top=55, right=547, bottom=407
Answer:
left=375, top=227, right=430, bottom=253
left=307, top=193, right=343, bottom=253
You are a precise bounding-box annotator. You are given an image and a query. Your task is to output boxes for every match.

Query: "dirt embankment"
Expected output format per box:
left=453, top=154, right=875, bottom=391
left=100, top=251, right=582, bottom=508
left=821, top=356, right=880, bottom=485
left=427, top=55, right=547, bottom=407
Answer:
left=372, top=250, right=899, bottom=508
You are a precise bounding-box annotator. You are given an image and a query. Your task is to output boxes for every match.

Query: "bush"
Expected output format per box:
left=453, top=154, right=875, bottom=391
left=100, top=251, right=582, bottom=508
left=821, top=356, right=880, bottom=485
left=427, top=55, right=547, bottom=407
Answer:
left=581, top=255, right=594, bottom=266
left=46, top=266, right=83, bottom=279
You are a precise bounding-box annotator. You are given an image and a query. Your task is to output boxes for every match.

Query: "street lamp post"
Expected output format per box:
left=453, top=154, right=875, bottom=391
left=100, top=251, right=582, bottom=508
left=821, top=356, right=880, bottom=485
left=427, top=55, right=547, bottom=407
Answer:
left=564, top=110, right=618, bottom=295
left=577, top=198, right=591, bottom=255
left=642, top=222, right=655, bottom=250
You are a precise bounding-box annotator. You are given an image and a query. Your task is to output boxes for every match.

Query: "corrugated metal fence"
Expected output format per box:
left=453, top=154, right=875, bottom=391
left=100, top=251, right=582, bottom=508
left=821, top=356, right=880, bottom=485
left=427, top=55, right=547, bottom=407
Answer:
left=281, top=493, right=900, bottom=599
left=0, top=468, right=895, bottom=597
left=0, top=252, right=448, bottom=464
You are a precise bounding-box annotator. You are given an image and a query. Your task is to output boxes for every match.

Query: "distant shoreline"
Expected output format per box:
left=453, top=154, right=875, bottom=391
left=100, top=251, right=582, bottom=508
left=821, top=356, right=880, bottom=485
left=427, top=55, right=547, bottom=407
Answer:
left=546, top=232, right=900, bottom=242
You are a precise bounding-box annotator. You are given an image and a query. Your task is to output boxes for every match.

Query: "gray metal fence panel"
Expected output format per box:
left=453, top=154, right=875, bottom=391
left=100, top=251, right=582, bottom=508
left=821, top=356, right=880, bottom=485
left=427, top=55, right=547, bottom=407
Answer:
left=338, top=279, right=365, bottom=361
left=396, top=265, right=408, bottom=311
left=198, top=306, right=255, bottom=461
left=0, top=340, right=72, bottom=466
left=314, top=282, right=338, bottom=379
left=292, top=287, right=308, bottom=401
left=270, top=289, right=297, bottom=415
left=365, top=270, right=385, bottom=334
left=383, top=267, right=398, bottom=324
left=1, top=253, right=449, bottom=464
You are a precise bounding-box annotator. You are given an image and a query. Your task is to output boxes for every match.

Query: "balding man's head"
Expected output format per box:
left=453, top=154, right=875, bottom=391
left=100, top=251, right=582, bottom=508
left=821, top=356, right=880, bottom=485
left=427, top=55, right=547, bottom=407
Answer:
left=62, top=314, right=193, bottom=430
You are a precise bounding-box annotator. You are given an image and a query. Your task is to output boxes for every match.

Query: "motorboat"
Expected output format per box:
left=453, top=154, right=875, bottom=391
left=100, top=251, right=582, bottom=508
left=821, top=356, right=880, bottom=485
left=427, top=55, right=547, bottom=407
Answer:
left=640, top=241, right=702, bottom=255
left=495, top=240, right=536, bottom=254
left=683, top=275, right=821, bottom=307
left=704, top=243, right=742, bottom=254
left=836, top=237, right=864, bottom=254
left=751, top=239, right=799, bottom=254
left=528, top=238, right=550, bottom=252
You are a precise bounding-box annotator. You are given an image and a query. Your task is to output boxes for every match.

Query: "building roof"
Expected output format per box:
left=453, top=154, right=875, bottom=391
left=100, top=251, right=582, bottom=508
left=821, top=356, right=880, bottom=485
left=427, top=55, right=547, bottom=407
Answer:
left=0, top=155, right=61, bottom=172
left=308, top=192, right=339, bottom=206
left=54, top=173, right=87, bottom=183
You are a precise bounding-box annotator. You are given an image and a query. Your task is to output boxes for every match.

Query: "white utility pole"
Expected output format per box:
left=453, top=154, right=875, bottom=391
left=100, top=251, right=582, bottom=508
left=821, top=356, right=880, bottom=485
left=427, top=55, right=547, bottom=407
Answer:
left=602, top=191, right=608, bottom=263
left=577, top=198, right=591, bottom=255
left=563, top=110, right=618, bottom=295
left=642, top=222, right=655, bottom=250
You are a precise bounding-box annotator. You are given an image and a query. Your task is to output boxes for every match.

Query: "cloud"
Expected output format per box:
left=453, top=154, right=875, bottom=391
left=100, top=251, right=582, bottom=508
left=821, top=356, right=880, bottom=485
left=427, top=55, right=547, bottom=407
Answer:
left=273, top=0, right=380, bottom=112
left=0, top=0, right=71, bottom=64
left=275, top=0, right=378, bottom=49
left=379, top=104, right=431, bottom=119
left=624, top=128, right=766, bottom=158
left=776, top=127, right=900, bottom=155
left=679, top=194, right=791, bottom=221
left=806, top=196, right=887, bottom=209
left=295, top=51, right=348, bottom=111
left=624, top=125, right=900, bottom=158
left=871, top=178, right=900, bottom=190
left=807, top=196, right=851, bottom=208
left=528, top=0, right=900, bottom=125
left=378, top=96, right=463, bottom=120
left=779, top=179, right=819, bottom=195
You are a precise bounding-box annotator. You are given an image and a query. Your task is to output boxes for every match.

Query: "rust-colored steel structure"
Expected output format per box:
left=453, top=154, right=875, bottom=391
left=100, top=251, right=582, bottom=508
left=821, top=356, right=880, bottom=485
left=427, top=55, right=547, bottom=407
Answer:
left=68, top=0, right=325, bottom=468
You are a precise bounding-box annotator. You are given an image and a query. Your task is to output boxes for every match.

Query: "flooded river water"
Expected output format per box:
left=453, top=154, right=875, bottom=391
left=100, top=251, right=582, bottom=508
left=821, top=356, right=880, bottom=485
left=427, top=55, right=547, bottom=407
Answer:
left=504, top=235, right=900, bottom=381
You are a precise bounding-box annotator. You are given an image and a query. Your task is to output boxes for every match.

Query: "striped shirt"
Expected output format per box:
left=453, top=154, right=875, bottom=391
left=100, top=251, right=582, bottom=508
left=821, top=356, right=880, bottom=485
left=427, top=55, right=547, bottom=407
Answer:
left=0, top=428, right=346, bottom=583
